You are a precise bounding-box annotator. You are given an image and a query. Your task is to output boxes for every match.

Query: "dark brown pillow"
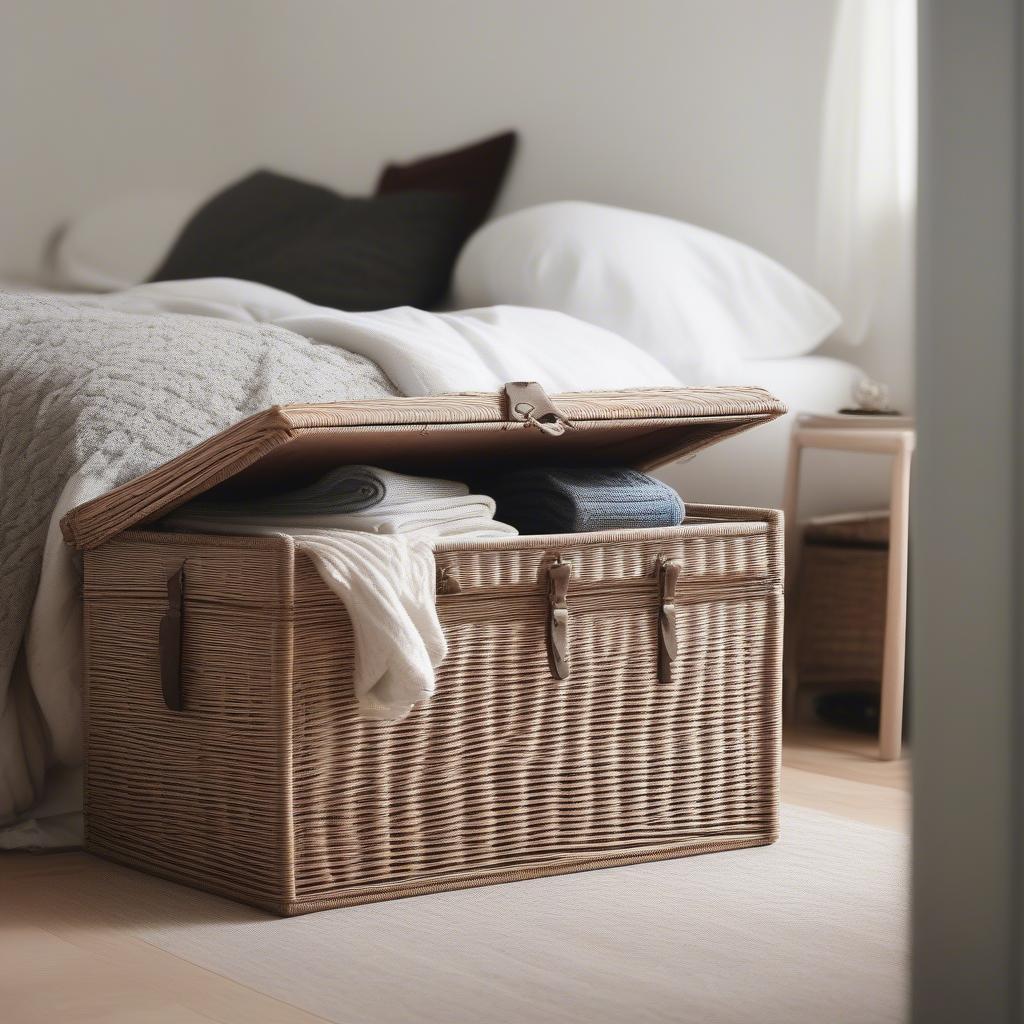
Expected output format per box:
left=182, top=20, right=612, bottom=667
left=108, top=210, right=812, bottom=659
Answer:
left=375, top=131, right=517, bottom=234
left=149, top=170, right=468, bottom=310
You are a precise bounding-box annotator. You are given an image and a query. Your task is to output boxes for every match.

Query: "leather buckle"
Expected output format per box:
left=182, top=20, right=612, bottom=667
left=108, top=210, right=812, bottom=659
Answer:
left=547, top=558, right=572, bottom=679
left=503, top=381, right=572, bottom=437
left=658, top=557, right=682, bottom=682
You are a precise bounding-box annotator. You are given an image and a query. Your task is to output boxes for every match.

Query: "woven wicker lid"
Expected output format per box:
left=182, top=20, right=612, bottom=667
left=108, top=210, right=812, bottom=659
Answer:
left=60, top=384, right=785, bottom=550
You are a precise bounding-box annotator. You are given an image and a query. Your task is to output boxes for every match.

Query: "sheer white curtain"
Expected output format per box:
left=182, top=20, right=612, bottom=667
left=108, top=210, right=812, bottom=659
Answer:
left=817, top=0, right=917, bottom=403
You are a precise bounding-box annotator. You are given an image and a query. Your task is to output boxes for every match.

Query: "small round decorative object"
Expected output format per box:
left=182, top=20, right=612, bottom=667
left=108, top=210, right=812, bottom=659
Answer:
left=854, top=377, right=890, bottom=412
left=851, top=377, right=894, bottom=414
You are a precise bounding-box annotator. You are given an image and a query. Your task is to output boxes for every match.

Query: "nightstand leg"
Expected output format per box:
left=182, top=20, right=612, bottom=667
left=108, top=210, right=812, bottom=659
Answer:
left=879, top=442, right=912, bottom=760
left=781, top=431, right=803, bottom=721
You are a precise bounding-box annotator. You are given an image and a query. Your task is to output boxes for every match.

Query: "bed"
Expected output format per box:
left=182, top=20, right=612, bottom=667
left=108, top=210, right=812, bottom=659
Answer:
left=1, top=164, right=875, bottom=848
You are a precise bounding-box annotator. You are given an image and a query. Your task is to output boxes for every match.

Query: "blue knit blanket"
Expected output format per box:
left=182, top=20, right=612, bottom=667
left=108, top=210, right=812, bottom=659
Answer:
left=482, top=467, right=684, bottom=535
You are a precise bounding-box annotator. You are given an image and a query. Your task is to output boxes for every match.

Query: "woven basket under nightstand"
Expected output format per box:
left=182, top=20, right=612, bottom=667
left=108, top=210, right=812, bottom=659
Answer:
left=795, top=512, right=889, bottom=689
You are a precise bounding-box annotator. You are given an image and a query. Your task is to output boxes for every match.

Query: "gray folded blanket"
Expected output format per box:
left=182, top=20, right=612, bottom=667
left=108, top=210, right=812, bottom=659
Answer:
left=481, top=467, right=684, bottom=535
left=189, top=466, right=466, bottom=516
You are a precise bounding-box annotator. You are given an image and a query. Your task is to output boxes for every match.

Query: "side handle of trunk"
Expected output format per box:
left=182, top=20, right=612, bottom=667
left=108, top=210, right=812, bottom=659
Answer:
left=159, top=563, right=186, bottom=711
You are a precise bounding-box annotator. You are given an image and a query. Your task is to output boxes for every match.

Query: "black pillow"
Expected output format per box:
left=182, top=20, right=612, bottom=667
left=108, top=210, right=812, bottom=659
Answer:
left=149, top=170, right=469, bottom=310
left=376, top=130, right=517, bottom=235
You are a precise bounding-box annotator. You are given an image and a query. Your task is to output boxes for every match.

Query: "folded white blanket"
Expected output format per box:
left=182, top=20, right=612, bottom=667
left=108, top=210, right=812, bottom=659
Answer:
left=186, top=465, right=471, bottom=517
left=181, top=466, right=518, bottom=538
left=171, top=507, right=516, bottom=538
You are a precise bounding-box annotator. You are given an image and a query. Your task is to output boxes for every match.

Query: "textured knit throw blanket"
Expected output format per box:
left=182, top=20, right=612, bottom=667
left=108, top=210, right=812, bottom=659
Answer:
left=483, top=467, right=685, bottom=535
left=0, top=289, right=396, bottom=829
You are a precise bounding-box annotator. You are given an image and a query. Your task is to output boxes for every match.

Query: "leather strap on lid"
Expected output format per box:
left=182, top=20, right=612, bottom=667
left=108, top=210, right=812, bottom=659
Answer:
left=503, top=381, right=572, bottom=436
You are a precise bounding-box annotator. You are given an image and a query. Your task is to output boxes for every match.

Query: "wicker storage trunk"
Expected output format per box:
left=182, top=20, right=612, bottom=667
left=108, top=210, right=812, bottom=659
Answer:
left=62, top=385, right=786, bottom=916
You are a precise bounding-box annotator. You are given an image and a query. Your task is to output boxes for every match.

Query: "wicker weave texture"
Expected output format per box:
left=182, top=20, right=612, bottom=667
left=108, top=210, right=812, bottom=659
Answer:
left=83, top=506, right=783, bottom=915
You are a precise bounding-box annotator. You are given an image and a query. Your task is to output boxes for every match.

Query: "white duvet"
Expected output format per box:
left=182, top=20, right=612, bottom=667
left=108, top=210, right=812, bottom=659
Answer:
left=93, top=278, right=681, bottom=395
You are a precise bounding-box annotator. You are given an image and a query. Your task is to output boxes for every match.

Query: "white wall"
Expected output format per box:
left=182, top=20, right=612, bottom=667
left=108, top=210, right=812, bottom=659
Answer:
left=2, top=0, right=909, bottom=513
left=2, top=0, right=836, bottom=285
left=1, top=1, right=247, bottom=276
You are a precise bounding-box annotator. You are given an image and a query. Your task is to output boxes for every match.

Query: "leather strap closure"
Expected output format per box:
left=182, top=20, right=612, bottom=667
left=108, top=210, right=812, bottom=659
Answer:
left=547, top=558, right=572, bottom=679
left=159, top=563, right=186, bottom=711
left=503, top=381, right=573, bottom=437
left=436, top=565, right=462, bottom=595
left=658, top=557, right=682, bottom=683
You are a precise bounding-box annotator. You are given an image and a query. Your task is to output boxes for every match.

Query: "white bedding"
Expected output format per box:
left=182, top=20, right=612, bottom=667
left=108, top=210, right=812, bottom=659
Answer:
left=93, top=278, right=680, bottom=395
left=89, top=279, right=876, bottom=514
left=656, top=354, right=887, bottom=516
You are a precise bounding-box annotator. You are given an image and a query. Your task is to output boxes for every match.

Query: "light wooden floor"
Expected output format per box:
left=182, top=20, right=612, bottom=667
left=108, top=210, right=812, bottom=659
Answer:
left=782, top=717, right=910, bottom=832
left=0, top=722, right=909, bottom=1024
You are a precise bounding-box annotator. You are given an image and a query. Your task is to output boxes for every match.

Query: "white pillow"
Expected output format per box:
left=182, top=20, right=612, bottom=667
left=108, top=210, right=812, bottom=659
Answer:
left=453, top=201, right=841, bottom=381
left=50, top=190, right=204, bottom=291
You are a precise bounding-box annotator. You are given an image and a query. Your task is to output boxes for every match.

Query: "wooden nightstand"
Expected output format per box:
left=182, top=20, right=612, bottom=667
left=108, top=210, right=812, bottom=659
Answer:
left=782, top=413, right=916, bottom=760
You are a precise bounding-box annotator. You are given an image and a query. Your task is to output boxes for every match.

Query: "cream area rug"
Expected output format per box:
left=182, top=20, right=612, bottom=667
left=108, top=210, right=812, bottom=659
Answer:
left=37, top=805, right=909, bottom=1023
